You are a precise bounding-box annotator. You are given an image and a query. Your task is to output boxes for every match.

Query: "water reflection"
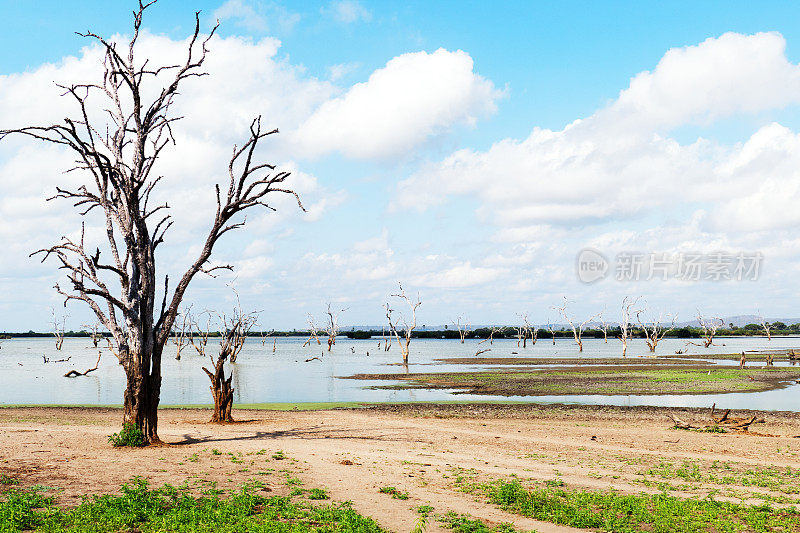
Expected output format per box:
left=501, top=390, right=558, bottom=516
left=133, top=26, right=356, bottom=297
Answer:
left=0, top=336, right=798, bottom=411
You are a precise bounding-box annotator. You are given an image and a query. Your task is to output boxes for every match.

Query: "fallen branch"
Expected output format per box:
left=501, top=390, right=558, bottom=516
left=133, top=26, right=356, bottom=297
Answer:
left=64, top=352, right=101, bottom=377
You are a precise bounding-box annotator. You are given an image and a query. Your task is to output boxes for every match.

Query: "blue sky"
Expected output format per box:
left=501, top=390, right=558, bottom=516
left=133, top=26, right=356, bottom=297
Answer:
left=2, top=0, right=800, bottom=331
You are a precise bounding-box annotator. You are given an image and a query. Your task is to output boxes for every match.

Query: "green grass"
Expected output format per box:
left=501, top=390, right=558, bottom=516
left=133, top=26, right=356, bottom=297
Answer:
left=378, top=487, right=409, bottom=500
left=0, top=478, right=385, bottom=533
left=439, top=512, right=516, bottom=533
left=482, top=479, right=800, bottom=532
left=107, top=422, right=145, bottom=447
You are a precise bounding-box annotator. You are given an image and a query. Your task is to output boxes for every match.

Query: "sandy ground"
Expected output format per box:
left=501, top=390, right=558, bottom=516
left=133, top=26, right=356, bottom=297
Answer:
left=2, top=404, right=800, bottom=532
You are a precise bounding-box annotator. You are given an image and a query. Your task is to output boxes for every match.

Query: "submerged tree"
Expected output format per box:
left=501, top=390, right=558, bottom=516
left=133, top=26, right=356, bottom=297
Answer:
left=636, top=309, right=676, bottom=353
left=1, top=3, right=303, bottom=443
left=619, top=296, right=641, bottom=357
left=453, top=316, right=470, bottom=344
left=325, top=303, right=345, bottom=351
left=697, top=313, right=723, bottom=348
left=51, top=309, right=67, bottom=351
left=385, top=283, right=422, bottom=366
left=555, top=297, right=600, bottom=353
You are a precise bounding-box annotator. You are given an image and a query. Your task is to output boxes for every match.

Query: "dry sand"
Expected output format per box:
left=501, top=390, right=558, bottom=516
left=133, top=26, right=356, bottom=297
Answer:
left=2, top=403, right=800, bottom=532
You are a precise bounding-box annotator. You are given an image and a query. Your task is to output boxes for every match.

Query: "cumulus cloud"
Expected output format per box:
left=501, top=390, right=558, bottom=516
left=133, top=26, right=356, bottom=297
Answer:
left=397, top=32, right=800, bottom=240
left=292, top=48, right=503, bottom=159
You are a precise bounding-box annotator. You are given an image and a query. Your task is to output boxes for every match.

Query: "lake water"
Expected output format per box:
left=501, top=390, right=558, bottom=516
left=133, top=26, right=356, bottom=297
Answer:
left=1, top=336, right=799, bottom=411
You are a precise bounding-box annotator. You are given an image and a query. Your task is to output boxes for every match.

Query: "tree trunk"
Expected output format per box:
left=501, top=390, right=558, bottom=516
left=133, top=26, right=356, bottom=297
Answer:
left=203, top=356, right=234, bottom=423
left=122, top=366, right=161, bottom=443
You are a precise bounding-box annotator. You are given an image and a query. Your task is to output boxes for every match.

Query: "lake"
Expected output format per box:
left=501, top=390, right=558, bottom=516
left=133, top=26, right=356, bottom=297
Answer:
left=1, top=336, right=799, bottom=411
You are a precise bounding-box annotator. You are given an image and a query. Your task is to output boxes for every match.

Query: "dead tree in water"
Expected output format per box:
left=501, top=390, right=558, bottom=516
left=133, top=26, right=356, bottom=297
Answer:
left=636, top=310, right=676, bottom=353
left=201, top=309, right=256, bottom=423
left=51, top=310, right=67, bottom=351
left=82, top=321, right=102, bottom=348
left=556, top=298, right=600, bottom=353
left=172, top=309, right=192, bottom=360
left=516, top=313, right=533, bottom=348
left=758, top=314, right=772, bottom=341
left=697, top=313, right=723, bottom=348
left=619, top=296, right=641, bottom=357
left=0, top=3, right=303, bottom=443
left=545, top=319, right=556, bottom=345
left=302, top=314, right=321, bottom=347
left=385, top=283, right=421, bottom=365
left=325, top=303, right=345, bottom=351
left=598, top=310, right=610, bottom=343
left=479, top=326, right=502, bottom=346
left=453, top=316, right=470, bottom=344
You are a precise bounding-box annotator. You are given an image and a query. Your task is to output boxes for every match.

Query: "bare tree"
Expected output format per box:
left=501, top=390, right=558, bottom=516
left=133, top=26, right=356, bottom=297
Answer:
left=598, top=309, right=610, bottom=343
left=385, top=283, right=421, bottom=365
left=172, top=308, right=192, bottom=360
left=1, top=3, right=304, bottom=442
left=189, top=312, right=213, bottom=358
left=636, top=310, right=676, bottom=353
left=545, top=319, right=556, bottom=345
left=453, top=316, right=470, bottom=344
left=51, top=309, right=67, bottom=351
left=201, top=308, right=257, bottom=423
left=758, top=313, right=772, bottom=341
left=325, top=303, right=346, bottom=351
left=302, top=314, right=321, bottom=348
left=478, top=326, right=502, bottom=345
left=555, top=297, right=600, bottom=353
left=516, top=313, right=535, bottom=348
left=697, top=313, right=723, bottom=348
left=82, top=321, right=102, bottom=348
left=619, top=296, right=641, bottom=357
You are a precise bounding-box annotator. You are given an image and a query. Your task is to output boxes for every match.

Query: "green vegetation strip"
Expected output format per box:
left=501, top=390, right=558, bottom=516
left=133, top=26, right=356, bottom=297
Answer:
left=482, top=479, right=800, bottom=532
left=350, top=366, right=800, bottom=395
left=0, top=478, right=384, bottom=533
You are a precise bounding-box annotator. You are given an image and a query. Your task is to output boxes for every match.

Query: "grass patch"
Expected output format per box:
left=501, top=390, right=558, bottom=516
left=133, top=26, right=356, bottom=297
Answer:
left=482, top=479, right=800, bottom=532
left=0, top=477, right=385, bottom=532
left=107, top=422, right=145, bottom=447
left=439, top=512, right=516, bottom=533
left=378, top=487, right=409, bottom=500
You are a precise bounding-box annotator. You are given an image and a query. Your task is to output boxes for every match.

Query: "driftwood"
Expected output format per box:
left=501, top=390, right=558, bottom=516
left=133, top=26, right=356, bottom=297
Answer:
left=64, top=352, right=101, bottom=377
left=474, top=348, right=491, bottom=356
left=669, top=404, right=765, bottom=434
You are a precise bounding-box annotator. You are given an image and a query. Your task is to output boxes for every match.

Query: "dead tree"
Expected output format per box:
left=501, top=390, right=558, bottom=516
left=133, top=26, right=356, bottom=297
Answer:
left=453, top=316, right=470, bottom=344
left=758, top=314, right=772, bottom=341
left=325, top=303, right=345, bottom=351
left=698, top=313, right=723, bottom=348
left=172, top=309, right=192, bottom=361
left=516, top=313, right=534, bottom=348
left=189, top=312, right=213, bottom=358
left=201, top=308, right=256, bottom=423
left=386, top=283, right=421, bottom=365
left=619, top=296, right=641, bottom=357
left=302, top=314, right=321, bottom=347
left=556, top=298, right=600, bottom=353
left=51, top=309, right=67, bottom=351
left=1, top=3, right=304, bottom=443
left=636, top=310, right=676, bottom=353
left=598, top=310, right=610, bottom=343
left=82, top=321, right=102, bottom=348
left=545, top=319, right=556, bottom=345
left=479, top=326, right=502, bottom=345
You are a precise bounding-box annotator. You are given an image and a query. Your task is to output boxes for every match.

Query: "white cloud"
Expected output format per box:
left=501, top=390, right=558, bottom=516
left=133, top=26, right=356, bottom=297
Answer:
left=293, top=48, right=503, bottom=159
left=604, top=32, right=800, bottom=132
left=213, top=1, right=300, bottom=34
left=397, top=32, right=800, bottom=239
left=325, top=1, right=371, bottom=24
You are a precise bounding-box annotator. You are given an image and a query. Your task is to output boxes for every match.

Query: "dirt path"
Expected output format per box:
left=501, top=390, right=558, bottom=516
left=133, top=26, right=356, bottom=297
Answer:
left=2, top=404, right=800, bottom=532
